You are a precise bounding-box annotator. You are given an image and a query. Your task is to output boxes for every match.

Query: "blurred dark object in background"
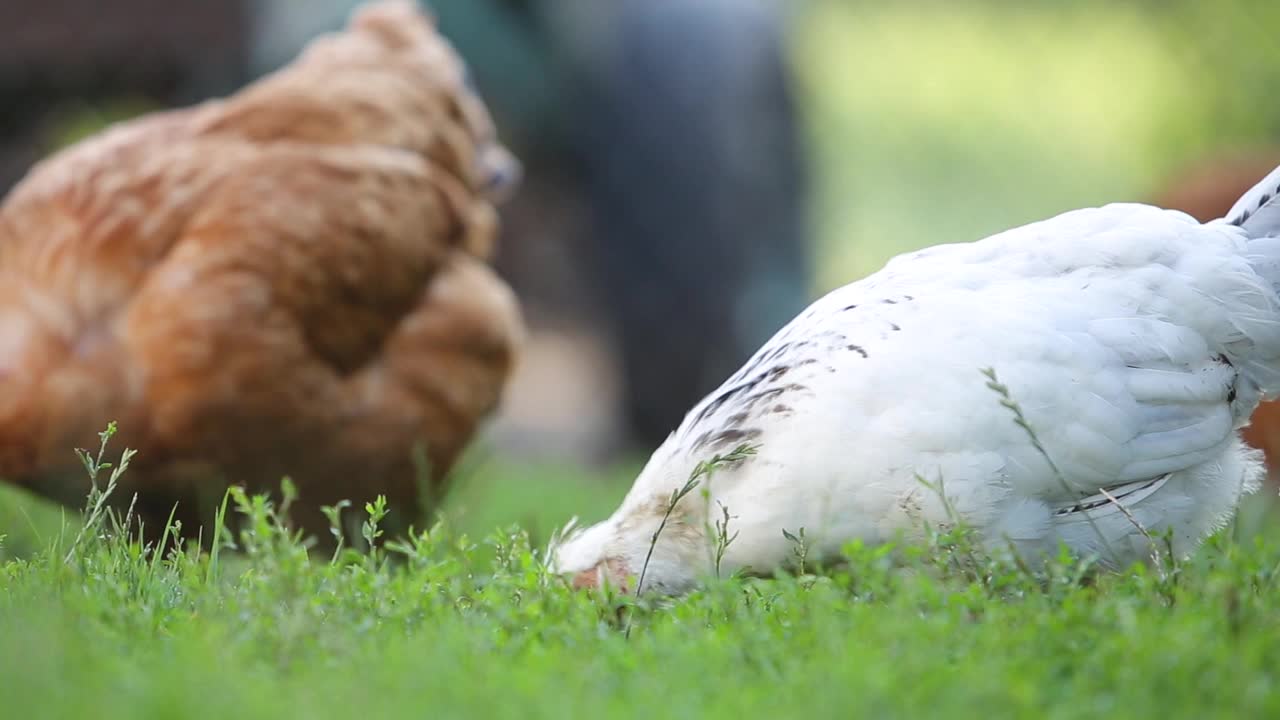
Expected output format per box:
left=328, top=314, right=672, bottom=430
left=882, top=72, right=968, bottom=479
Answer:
left=1152, top=146, right=1280, bottom=482
left=0, top=0, right=248, bottom=193
left=0, top=0, right=811, bottom=463
left=562, top=0, right=811, bottom=451
left=431, top=0, right=813, bottom=458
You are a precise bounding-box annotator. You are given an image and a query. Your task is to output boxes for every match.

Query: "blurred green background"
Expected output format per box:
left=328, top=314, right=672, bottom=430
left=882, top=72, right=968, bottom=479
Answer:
left=794, top=0, right=1280, bottom=290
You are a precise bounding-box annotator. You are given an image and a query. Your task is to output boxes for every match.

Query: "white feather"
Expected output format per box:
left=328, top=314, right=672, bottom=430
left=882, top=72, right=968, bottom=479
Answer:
left=1224, top=164, right=1280, bottom=238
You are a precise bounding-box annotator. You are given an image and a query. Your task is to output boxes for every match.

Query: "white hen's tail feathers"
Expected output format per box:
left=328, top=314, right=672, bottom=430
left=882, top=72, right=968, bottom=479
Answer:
left=1230, top=165, right=1280, bottom=297
left=1226, top=162, right=1280, bottom=299
left=1225, top=164, right=1280, bottom=237
left=1218, top=163, right=1280, bottom=400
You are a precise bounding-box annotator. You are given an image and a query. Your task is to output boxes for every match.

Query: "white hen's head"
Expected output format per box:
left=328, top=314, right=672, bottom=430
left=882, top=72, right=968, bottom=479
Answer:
left=549, top=514, right=706, bottom=597
left=548, top=464, right=711, bottom=597
left=549, top=427, right=763, bottom=596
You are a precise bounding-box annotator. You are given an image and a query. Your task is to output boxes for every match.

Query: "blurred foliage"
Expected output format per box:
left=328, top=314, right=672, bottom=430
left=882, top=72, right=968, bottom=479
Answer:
left=45, top=98, right=162, bottom=152
left=792, top=0, right=1280, bottom=291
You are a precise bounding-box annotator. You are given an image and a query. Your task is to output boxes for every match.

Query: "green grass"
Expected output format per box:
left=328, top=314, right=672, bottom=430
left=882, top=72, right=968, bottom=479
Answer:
left=3, top=431, right=1280, bottom=720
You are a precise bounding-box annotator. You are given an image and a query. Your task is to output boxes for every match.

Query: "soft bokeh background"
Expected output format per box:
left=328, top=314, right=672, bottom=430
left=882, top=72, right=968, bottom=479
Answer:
left=3, top=0, right=1280, bottom=557
left=797, top=1, right=1280, bottom=288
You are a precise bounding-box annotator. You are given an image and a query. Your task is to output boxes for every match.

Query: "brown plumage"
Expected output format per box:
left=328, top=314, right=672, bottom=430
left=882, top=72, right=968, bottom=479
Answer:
left=1152, top=147, right=1280, bottom=479
left=0, top=0, right=524, bottom=544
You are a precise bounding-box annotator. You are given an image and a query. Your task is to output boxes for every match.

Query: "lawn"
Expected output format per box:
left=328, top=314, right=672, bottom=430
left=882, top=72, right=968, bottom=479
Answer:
left=2, top=430, right=1280, bottom=720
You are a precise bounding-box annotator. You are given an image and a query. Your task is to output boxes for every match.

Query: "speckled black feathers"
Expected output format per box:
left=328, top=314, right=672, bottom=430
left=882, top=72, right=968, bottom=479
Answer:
left=1225, top=165, right=1280, bottom=237
left=678, top=296, right=916, bottom=454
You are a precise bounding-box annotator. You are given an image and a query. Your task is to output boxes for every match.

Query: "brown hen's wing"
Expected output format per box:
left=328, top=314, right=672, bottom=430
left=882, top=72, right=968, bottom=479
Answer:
left=118, top=141, right=518, bottom=533
left=0, top=118, right=245, bottom=498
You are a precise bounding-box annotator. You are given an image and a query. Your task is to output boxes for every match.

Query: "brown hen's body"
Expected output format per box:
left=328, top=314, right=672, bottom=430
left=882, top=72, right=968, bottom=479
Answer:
left=0, top=0, right=524, bottom=544
left=1152, top=148, right=1280, bottom=480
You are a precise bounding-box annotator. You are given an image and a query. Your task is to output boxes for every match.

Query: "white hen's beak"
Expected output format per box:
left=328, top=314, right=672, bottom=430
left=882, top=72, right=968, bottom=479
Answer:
left=569, top=557, right=633, bottom=593
left=548, top=519, right=635, bottom=593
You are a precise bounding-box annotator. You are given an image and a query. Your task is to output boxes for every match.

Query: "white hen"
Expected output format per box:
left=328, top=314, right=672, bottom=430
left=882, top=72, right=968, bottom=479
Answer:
left=551, top=164, right=1280, bottom=596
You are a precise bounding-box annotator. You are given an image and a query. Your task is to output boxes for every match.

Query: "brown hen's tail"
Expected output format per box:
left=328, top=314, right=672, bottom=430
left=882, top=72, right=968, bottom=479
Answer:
left=0, top=279, right=138, bottom=503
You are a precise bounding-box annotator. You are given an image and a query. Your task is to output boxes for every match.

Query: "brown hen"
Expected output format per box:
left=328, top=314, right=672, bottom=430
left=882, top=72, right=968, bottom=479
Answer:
left=0, top=0, right=524, bottom=544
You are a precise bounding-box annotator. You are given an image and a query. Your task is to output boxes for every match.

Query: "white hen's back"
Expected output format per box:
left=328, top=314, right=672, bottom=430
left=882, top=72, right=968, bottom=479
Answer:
left=552, top=174, right=1280, bottom=594
left=647, top=203, right=1280, bottom=572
